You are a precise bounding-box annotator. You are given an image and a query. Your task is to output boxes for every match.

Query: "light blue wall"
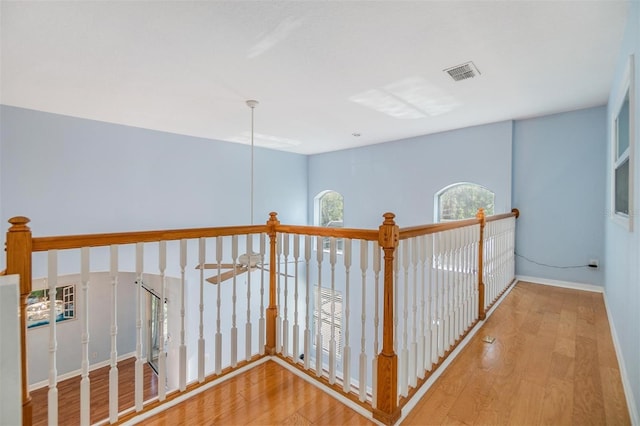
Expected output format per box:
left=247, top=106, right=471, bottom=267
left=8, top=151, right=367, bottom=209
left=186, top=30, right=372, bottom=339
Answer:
left=512, top=107, right=606, bottom=286
left=0, top=105, right=307, bottom=236
left=308, top=121, right=513, bottom=229
left=604, top=0, right=640, bottom=421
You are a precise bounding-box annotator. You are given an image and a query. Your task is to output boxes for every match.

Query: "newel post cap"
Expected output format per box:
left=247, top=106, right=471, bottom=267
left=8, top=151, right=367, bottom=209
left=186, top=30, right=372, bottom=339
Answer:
left=8, top=216, right=31, bottom=231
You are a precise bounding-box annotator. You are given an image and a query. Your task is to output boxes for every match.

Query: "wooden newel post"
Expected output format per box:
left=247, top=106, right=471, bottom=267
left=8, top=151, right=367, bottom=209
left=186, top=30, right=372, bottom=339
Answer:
left=374, top=212, right=401, bottom=425
left=476, top=208, right=486, bottom=320
left=265, top=212, right=280, bottom=355
left=6, top=217, right=33, bottom=426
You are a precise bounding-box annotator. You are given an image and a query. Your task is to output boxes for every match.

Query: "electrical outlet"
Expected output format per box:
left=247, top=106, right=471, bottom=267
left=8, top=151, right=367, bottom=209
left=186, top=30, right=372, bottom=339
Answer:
left=91, top=352, right=98, bottom=360
left=588, top=259, right=599, bottom=269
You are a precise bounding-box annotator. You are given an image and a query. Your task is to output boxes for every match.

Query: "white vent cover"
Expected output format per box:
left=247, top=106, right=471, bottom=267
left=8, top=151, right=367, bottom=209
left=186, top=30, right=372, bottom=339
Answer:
left=444, top=61, right=481, bottom=81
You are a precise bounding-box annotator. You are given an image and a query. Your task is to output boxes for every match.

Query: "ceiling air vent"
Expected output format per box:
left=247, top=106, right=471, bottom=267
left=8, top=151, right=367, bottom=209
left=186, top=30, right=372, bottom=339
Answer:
left=444, top=61, right=481, bottom=82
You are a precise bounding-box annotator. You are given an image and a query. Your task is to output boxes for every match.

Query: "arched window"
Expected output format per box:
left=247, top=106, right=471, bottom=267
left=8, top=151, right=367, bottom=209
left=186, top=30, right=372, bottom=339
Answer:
left=435, top=183, right=495, bottom=222
left=314, top=190, right=344, bottom=251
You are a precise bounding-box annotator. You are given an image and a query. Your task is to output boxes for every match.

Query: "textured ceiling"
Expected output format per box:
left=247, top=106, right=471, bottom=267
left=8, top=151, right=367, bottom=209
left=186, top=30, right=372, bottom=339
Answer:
left=0, top=1, right=629, bottom=154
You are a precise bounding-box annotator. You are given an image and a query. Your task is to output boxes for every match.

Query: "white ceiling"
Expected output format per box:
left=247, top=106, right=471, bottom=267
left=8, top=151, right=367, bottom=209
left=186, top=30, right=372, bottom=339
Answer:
left=0, top=1, right=629, bottom=155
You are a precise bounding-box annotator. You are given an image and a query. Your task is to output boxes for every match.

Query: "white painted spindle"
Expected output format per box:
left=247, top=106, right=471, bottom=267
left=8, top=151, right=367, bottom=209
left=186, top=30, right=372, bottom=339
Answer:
left=231, top=235, right=238, bottom=367
left=215, top=237, right=223, bottom=375
left=259, top=234, right=266, bottom=355
left=135, top=243, right=144, bottom=410
left=179, top=240, right=187, bottom=391
left=358, top=240, right=368, bottom=402
left=245, top=235, right=253, bottom=361
left=400, top=239, right=409, bottom=397
left=328, top=237, right=337, bottom=384
left=409, top=237, right=418, bottom=388
left=293, top=235, right=300, bottom=361
left=315, top=235, right=323, bottom=377
left=158, top=241, right=167, bottom=401
left=47, top=251, right=59, bottom=426
left=372, top=244, right=381, bottom=409
left=109, top=246, right=119, bottom=422
left=80, top=247, right=90, bottom=425
left=198, top=238, right=205, bottom=382
left=418, top=235, right=426, bottom=378
left=276, top=232, right=283, bottom=353
left=282, top=233, right=290, bottom=356
left=343, top=238, right=352, bottom=393
left=304, top=235, right=312, bottom=370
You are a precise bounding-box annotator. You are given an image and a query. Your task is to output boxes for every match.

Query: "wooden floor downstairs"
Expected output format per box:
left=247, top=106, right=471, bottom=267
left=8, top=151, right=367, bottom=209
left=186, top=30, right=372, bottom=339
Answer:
left=31, top=281, right=631, bottom=425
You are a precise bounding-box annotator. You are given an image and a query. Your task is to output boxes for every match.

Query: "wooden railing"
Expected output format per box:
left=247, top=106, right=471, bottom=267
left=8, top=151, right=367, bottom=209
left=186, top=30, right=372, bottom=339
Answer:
left=4, top=208, right=518, bottom=425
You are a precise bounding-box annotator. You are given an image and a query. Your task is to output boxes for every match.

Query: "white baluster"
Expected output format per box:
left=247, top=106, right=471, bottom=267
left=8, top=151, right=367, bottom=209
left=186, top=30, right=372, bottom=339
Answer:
left=47, top=251, right=58, bottom=426
left=80, top=247, right=90, bottom=425
left=443, top=231, right=451, bottom=352
left=231, top=235, right=238, bottom=367
left=372, top=244, right=381, bottom=408
left=109, top=246, right=119, bottom=422
left=328, top=237, right=337, bottom=384
left=292, top=235, right=300, bottom=361
left=198, top=238, right=205, bottom=382
left=246, top=235, right=253, bottom=361
left=436, top=233, right=444, bottom=359
left=259, top=234, right=266, bottom=355
left=158, top=241, right=167, bottom=401
left=276, top=232, right=283, bottom=353
left=179, top=240, right=187, bottom=391
left=409, top=237, right=418, bottom=388
left=315, top=235, right=324, bottom=377
left=358, top=240, right=368, bottom=402
left=135, top=243, right=144, bottom=410
left=400, top=239, right=409, bottom=397
left=282, top=233, right=290, bottom=356
left=418, top=235, right=426, bottom=379
left=343, top=238, right=352, bottom=394
left=215, top=237, right=223, bottom=375
left=304, top=235, right=312, bottom=370
left=426, top=234, right=435, bottom=369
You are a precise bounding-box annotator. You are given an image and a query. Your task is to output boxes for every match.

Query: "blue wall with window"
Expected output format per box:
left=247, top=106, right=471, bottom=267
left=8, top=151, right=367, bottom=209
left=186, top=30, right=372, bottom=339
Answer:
left=308, top=120, right=513, bottom=229
left=604, top=0, right=640, bottom=420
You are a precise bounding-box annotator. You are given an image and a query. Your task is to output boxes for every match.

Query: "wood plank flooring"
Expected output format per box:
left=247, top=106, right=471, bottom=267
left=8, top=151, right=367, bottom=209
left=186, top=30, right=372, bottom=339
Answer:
left=31, top=357, right=158, bottom=425
left=402, top=281, right=630, bottom=425
left=28, top=281, right=631, bottom=425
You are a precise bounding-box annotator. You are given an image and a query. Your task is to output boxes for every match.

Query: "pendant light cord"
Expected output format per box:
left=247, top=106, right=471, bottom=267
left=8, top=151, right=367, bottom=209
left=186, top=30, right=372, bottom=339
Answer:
left=246, top=100, right=258, bottom=225
left=250, top=104, right=254, bottom=225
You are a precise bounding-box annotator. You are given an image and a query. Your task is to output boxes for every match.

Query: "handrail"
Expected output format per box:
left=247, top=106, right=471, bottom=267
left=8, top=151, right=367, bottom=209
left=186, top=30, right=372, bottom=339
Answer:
left=398, top=217, right=480, bottom=239
left=31, top=224, right=268, bottom=252
left=485, top=208, right=520, bottom=223
left=275, top=224, right=379, bottom=240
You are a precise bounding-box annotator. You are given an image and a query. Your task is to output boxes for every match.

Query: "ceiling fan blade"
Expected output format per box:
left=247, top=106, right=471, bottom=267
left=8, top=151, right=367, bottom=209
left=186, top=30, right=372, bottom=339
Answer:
left=259, top=266, right=295, bottom=278
left=196, top=263, right=236, bottom=270
left=206, top=266, right=249, bottom=285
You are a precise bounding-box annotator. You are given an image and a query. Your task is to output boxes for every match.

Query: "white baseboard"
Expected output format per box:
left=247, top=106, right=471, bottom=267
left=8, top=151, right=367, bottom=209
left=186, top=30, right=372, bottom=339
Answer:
left=29, top=351, right=136, bottom=392
left=516, top=275, right=604, bottom=293
left=602, top=292, right=639, bottom=425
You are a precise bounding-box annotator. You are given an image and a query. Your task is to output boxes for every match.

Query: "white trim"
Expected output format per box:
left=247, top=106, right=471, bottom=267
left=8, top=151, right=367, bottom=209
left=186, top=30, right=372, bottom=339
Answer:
left=29, top=351, right=136, bottom=392
left=602, top=292, right=639, bottom=425
left=516, top=275, right=604, bottom=293
left=398, top=280, right=517, bottom=423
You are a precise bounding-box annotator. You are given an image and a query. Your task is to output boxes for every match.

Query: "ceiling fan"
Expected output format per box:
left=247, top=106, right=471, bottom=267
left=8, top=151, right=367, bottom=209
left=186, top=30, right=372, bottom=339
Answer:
left=198, top=100, right=292, bottom=285
left=196, top=252, right=283, bottom=285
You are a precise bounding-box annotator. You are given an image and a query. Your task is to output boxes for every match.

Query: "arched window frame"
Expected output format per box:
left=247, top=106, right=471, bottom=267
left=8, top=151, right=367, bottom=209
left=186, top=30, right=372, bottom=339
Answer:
left=313, top=190, right=344, bottom=252
left=434, top=182, right=495, bottom=222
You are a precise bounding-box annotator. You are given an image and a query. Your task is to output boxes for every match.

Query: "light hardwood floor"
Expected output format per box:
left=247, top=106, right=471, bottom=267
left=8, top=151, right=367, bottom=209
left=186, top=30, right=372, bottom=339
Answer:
left=30, top=281, right=631, bottom=425
left=403, top=281, right=630, bottom=425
